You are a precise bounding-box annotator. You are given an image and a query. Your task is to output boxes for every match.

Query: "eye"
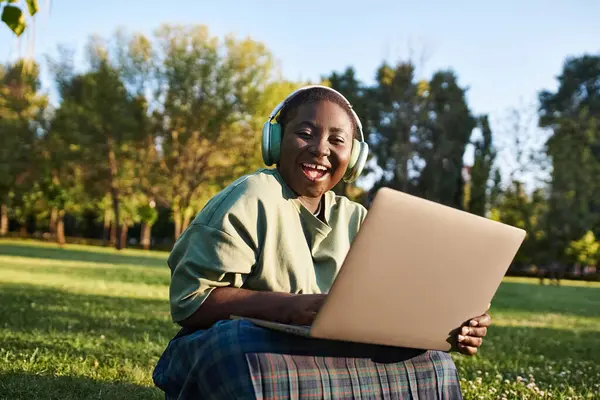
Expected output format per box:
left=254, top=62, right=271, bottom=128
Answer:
left=296, top=130, right=312, bottom=138
left=330, top=136, right=346, bottom=145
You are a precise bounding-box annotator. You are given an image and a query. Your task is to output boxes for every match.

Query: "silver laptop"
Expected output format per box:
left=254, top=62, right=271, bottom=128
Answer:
left=232, top=187, right=526, bottom=351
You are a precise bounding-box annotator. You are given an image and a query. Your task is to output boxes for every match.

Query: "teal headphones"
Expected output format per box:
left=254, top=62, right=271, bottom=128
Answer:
left=261, top=85, right=369, bottom=183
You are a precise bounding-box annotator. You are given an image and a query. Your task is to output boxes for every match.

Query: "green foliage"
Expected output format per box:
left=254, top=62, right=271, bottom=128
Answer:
left=468, top=115, right=496, bottom=216
left=0, top=59, right=48, bottom=224
left=137, top=204, right=158, bottom=225
left=1, top=0, right=37, bottom=36
left=1, top=240, right=599, bottom=399
left=416, top=70, right=476, bottom=208
left=2, top=23, right=600, bottom=270
left=147, top=24, right=287, bottom=237
left=538, top=54, right=600, bottom=262
left=489, top=181, right=549, bottom=266
left=359, top=61, right=475, bottom=209
left=566, top=231, right=600, bottom=266
left=367, top=61, right=421, bottom=192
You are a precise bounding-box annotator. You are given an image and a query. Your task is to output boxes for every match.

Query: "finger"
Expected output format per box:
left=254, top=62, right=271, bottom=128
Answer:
left=457, top=343, right=478, bottom=356
left=457, top=335, right=483, bottom=348
left=459, top=326, right=488, bottom=338
left=470, top=313, right=492, bottom=328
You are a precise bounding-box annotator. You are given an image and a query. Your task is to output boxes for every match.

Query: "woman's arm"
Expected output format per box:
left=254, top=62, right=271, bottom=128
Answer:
left=179, top=287, right=326, bottom=330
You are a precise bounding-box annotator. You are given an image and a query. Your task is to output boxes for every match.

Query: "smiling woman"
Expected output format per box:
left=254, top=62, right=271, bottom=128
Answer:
left=277, top=95, right=356, bottom=210
left=152, top=86, right=483, bottom=399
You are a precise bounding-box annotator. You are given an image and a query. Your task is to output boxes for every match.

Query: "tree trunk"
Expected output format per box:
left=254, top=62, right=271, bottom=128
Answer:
left=182, top=208, right=193, bottom=234
left=120, top=224, right=129, bottom=249
left=49, top=207, right=58, bottom=235
left=103, top=208, right=111, bottom=246
left=141, top=223, right=152, bottom=250
left=173, top=208, right=182, bottom=240
left=107, top=136, right=123, bottom=250
left=110, top=222, right=117, bottom=246
left=0, top=204, right=8, bottom=236
left=19, top=225, right=27, bottom=237
left=56, top=211, right=66, bottom=246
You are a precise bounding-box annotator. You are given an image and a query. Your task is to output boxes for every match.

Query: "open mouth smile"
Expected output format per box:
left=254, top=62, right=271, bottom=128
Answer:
left=301, top=163, right=330, bottom=182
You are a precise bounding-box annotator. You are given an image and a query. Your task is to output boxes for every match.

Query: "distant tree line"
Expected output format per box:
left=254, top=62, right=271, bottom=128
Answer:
left=1, top=24, right=598, bottom=280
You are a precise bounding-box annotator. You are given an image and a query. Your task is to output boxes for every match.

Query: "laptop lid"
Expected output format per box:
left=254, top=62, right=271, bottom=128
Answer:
left=309, top=187, right=526, bottom=351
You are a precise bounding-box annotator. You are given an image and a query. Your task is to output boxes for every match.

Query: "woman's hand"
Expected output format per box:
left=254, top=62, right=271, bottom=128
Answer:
left=277, top=294, right=327, bottom=326
left=455, top=306, right=492, bottom=356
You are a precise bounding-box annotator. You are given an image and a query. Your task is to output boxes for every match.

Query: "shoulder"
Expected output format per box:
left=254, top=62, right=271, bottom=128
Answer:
left=192, top=168, right=285, bottom=228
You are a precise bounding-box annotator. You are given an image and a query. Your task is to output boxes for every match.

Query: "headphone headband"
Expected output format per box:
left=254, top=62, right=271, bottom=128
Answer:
left=267, top=85, right=365, bottom=142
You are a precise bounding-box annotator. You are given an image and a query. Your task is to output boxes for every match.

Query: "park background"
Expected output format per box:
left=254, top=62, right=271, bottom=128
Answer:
left=0, top=1, right=599, bottom=399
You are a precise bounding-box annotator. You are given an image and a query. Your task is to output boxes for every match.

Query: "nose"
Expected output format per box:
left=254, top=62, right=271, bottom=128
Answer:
left=310, top=136, right=331, bottom=157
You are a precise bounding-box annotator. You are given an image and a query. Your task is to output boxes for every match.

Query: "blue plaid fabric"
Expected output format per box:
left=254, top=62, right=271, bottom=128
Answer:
left=153, top=319, right=463, bottom=399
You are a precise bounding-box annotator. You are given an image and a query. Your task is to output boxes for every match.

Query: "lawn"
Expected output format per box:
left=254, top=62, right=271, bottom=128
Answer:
left=0, top=239, right=599, bottom=399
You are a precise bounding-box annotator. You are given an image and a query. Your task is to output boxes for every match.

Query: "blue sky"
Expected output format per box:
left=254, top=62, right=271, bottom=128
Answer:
left=2, top=0, right=599, bottom=188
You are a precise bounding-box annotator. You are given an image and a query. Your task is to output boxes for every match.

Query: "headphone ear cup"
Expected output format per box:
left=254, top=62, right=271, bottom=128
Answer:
left=346, top=139, right=361, bottom=171
left=261, top=122, right=282, bottom=166
left=261, top=121, right=273, bottom=165
left=270, top=123, right=282, bottom=164
left=343, top=140, right=369, bottom=183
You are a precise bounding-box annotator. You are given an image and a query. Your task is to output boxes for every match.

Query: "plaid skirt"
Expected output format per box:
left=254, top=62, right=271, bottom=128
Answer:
left=153, top=319, right=463, bottom=399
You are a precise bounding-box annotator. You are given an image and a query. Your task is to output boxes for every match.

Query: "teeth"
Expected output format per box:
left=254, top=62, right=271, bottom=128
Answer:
left=303, top=163, right=328, bottom=171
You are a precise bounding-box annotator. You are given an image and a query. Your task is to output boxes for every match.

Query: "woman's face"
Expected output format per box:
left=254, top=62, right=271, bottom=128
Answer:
left=277, top=100, right=354, bottom=199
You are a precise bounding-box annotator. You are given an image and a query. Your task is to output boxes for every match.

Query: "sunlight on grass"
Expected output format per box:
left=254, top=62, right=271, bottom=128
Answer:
left=0, top=268, right=169, bottom=300
left=1, top=239, right=599, bottom=399
left=0, top=238, right=170, bottom=259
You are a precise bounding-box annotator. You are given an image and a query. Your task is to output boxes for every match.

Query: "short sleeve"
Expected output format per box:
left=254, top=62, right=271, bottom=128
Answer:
left=167, top=223, right=257, bottom=323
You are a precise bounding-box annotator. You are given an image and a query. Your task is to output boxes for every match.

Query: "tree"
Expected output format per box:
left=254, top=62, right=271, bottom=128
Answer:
left=151, top=24, right=284, bottom=239
left=468, top=115, right=496, bottom=216
left=0, top=59, right=47, bottom=236
left=47, top=40, right=146, bottom=250
left=490, top=181, right=549, bottom=268
left=417, top=70, right=476, bottom=209
left=138, top=202, right=158, bottom=250
left=538, top=54, right=600, bottom=261
left=368, top=61, right=422, bottom=193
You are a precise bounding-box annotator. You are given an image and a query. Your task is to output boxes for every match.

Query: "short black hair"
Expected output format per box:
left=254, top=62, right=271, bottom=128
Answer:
left=276, top=87, right=359, bottom=139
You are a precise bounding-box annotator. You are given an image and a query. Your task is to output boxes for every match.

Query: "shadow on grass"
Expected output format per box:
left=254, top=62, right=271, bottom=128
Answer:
left=0, top=371, right=162, bottom=400
left=0, top=242, right=166, bottom=268
left=493, top=281, right=600, bottom=318
left=0, top=283, right=178, bottom=343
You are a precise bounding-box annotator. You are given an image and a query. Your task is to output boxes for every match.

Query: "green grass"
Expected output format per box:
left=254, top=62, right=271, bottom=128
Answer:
left=1, top=239, right=599, bottom=399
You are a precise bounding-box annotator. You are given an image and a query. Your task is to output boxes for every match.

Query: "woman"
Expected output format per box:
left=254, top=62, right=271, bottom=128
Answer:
left=153, top=86, right=491, bottom=399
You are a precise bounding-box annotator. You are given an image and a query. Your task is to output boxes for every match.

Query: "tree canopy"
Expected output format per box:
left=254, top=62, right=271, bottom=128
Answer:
left=1, top=25, right=598, bottom=280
